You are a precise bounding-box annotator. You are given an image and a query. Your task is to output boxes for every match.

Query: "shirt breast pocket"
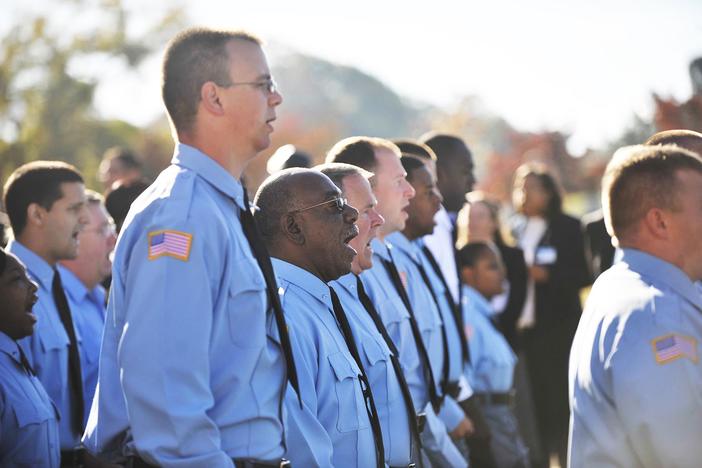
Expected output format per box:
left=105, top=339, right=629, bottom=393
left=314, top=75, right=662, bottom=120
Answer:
left=377, top=297, right=409, bottom=335
left=12, top=397, right=55, bottom=428
left=361, top=338, right=396, bottom=403
left=227, top=258, right=267, bottom=349
left=37, top=323, right=69, bottom=353
left=328, top=352, right=370, bottom=433
left=36, top=325, right=69, bottom=398
left=11, top=397, right=57, bottom=465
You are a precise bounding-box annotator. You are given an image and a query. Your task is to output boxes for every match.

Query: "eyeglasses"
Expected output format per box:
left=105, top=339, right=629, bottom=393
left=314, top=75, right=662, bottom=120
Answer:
left=226, top=77, right=278, bottom=94
left=83, top=222, right=117, bottom=238
left=288, top=196, right=348, bottom=214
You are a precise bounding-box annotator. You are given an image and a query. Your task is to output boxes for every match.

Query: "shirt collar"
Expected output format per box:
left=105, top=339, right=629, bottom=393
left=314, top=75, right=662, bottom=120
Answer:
left=434, top=206, right=452, bottom=229
left=172, top=143, right=246, bottom=211
left=386, top=231, right=420, bottom=263
left=333, top=272, right=359, bottom=297
left=272, top=258, right=333, bottom=310
left=620, top=248, right=702, bottom=310
left=413, top=237, right=426, bottom=250
left=58, top=265, right=89, bottom=303
left=371, top=238, right=391, bottom=261
left=462, top=284, right=494, bottom=318
left=0, top=331, right=22, bottom=364
left=7, top=239, right=54, bottom=291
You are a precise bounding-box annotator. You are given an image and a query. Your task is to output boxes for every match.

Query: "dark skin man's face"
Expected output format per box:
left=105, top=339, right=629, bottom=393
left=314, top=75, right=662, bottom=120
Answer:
left=0, top=254, right=39, bottom=341
left=289, top=173, right=360, bottom=282
left=403, top=165, right=443, bottom=240
left=437, top=147, right=475, bottom=213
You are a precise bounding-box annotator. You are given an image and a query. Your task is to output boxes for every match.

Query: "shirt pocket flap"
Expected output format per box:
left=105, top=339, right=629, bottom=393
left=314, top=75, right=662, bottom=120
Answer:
left=327, top=351, right=359, bottom=381
left=362, top=338, right=390, bottom=366
left=229, top=257, right=266, bottom=296
left=12, top=399, right=53, bottom=428
left=38, top=325, right=69, bottom=352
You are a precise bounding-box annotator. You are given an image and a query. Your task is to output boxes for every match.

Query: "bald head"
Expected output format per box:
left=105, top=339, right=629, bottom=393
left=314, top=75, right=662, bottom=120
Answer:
left=254, top=168, right=332, bottom=245
left=254, top=168, right=360, bottom=281
left=645, top=130, right=702, bottom=157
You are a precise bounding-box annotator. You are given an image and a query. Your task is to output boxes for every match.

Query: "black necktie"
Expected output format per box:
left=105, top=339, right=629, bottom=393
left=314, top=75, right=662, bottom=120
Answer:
left=356, top=275, right=424, bottom=458
left=421, top=245, right=470, bottom=365
left=52, top=269, right=84, bottom=436
left=328, top=287, right=385, bottom=468
left=380, top=251, right=442, bottom=413
left=17, top=342, right=35, bottom=376
left=412, top=258, right=450, bottom=401
left=239, top=189, right=301, bottom=407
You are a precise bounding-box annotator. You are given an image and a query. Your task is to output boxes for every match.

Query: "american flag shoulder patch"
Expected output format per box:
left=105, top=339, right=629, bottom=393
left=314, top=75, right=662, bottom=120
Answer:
left=148, top=230, right=193, bottom=261
left=651, top=333, right=698, bottom=365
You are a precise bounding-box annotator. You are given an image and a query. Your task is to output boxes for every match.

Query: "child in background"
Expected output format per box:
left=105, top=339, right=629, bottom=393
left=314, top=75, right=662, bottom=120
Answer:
left=458, top=242, right=530, bottom=468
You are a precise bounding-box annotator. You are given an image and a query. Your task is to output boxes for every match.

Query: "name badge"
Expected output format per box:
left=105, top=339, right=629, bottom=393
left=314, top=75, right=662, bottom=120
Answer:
left=535, top=246, right=557, bottom=265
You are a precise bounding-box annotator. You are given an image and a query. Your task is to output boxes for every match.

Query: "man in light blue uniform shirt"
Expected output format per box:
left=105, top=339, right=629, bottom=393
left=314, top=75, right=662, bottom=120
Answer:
left=3, top=161, right=89, bottom=461
left=0, top=248, right=60, bottom=467
left=254, top=169, right=380, bottom=467
left=59, top=190, right=116, bottom=426
left=83, top=29, right=295, bottom=466
left=569, top=144, right=702, bottom=467
left=320, top=163, right=417, bottom=467
left=327, top=138, right=467, bottom=467
left=392, top=156, right=475, bottom=455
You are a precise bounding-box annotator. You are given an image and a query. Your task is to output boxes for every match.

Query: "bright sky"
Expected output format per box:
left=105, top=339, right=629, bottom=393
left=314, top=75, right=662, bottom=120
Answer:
left=7, top=0, right=702, bottom=154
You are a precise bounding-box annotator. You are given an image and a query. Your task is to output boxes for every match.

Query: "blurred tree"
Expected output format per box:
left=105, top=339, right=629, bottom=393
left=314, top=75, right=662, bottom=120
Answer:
left=652, top=57, right=702, bottom=134
left=0, top=0, right=184, bottom=188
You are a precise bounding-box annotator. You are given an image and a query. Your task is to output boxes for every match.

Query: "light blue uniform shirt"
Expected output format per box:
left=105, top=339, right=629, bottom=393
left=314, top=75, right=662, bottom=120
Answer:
left=273, top=259, right=375, bottom=468
left=8, top=240, right=81, bottom=449
left=569, top=249, right=702, bottom=467
left=384, top=234, right=467, bottom=468
left=360, top=239, right=426, bottom=410
left=83, top=143, right=286, bottom=466
left=461, top=285, right=517, bottom=393
left=415, top=238, right=466, bottom=389
left=0, top=332, right=60, bottom=467
left=387, top=233, right=465, bottom=430
left=331, top=273, right=412, bottom=466
left=58, top=265, right=105, bottom=427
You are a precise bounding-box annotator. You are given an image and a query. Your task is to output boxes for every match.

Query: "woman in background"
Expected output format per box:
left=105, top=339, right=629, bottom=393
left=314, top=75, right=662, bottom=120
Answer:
left=510, top=163, right=590, bottom=467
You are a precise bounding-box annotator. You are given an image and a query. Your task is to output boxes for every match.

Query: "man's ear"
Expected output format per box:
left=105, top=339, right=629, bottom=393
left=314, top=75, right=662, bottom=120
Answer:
left=281, top=213, right=305, bottom=245
left=26, top=203, right=45, bottom=229
left=642, top=207, right=671, bottom=240
left=200, top=81, right=225, bottom=116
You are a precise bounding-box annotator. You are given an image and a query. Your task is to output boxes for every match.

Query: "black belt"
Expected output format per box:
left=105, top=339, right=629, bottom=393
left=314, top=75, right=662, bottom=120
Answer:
left=234, top=459, right=291, bottom=468
left=443, top=380, right=461, bottom=399
left=473, top=391, right=515, bottom=406
left=60, top=448, right=86, bottom=468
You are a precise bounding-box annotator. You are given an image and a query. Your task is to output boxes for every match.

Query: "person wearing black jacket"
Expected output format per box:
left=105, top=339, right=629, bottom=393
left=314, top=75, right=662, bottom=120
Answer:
left=510, top=163, right=590, bottom=468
